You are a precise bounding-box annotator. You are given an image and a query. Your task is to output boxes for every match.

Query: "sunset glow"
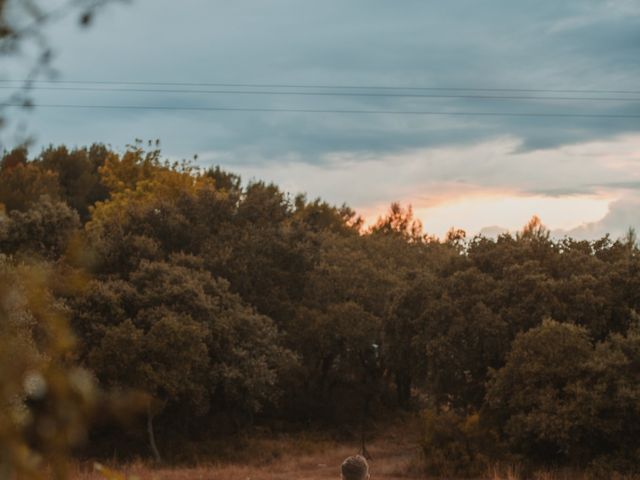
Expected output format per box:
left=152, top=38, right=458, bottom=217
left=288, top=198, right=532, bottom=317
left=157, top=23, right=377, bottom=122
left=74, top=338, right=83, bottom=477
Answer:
left=411, top=193, right=615, bottom=238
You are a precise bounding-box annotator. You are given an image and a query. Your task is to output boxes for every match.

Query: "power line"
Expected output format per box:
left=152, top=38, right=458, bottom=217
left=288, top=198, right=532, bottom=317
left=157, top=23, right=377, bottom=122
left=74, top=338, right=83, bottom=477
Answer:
left=1, top=85, right=638, bottom=102
left=3, top=102, right=639, bottom=118
left=0, top=79, right=639, bottom=96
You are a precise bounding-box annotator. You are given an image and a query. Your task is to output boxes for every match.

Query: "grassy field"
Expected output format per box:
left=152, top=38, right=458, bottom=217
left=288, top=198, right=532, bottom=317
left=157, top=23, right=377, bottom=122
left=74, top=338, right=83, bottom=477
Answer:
left=71, top=419, right=423, bottom=480
left=70, top=420, right=640, bottom=480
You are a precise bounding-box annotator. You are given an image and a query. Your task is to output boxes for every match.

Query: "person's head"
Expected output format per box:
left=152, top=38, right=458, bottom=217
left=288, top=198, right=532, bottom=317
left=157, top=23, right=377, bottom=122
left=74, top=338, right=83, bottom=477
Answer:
left=341, top=455, right=370, bottom=480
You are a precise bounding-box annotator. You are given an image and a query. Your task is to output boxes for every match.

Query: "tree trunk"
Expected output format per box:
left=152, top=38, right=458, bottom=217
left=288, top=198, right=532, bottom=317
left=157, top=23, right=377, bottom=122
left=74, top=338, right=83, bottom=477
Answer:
left=147, top=406, right=162, bottom=464
left=395, top=371, right=412, bottom=409
left=360, top=397, right=373, bottom=460
left=360, top=427, right=372, bottom=460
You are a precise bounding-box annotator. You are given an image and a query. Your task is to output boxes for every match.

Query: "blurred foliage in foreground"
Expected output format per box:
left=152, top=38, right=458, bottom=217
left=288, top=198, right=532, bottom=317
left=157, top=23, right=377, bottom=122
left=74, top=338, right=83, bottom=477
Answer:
left=0, top=257, right=90, bottom=479
left=0, top=249, right=144, bottom=478
left=1, top=142, right=640, bottom=477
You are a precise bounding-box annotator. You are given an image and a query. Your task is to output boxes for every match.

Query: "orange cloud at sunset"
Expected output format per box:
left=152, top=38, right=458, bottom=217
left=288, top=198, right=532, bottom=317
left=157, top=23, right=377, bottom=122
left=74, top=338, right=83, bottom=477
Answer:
left=405, top=193, right=613, bottom=239
left=359, top=191, right=614, bottom=239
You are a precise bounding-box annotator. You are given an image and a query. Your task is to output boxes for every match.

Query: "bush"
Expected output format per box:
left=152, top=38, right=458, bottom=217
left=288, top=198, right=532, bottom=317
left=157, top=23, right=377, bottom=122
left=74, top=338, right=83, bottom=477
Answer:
left=485, top=319, right=640, bottom=470
left=420, top=408, right=495, bottom=477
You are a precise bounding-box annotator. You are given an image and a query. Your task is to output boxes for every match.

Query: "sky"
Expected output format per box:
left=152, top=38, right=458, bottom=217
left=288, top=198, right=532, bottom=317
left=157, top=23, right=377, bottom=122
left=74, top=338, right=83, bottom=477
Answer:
left=2, top=0, right=640, bottom=239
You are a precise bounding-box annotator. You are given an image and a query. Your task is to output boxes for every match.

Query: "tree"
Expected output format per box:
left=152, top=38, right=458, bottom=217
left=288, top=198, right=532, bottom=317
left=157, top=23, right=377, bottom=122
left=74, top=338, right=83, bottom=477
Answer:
left=384, top=272, right=436, bottom=408
left=485, top=319, right=593, bottom=463
left=568, top=320, right=640, bottom=467
left=1, top=195, right=80, bottom=258
left=88, top=315, right=209, bottom=463
left=76, top=255, right=296, bottom=458
left=369, top=202, right=424, bottom=242
left=0, top=156, right=61, bottom=212
left=86, top=149, right=219, bottom=274
left=485, top=318, right=640, bottom=469
left=280, top=232, right=389, bottom=420
left=36, top=144, right=110, bottom=221
left=425, top=300, right=508, bottom=410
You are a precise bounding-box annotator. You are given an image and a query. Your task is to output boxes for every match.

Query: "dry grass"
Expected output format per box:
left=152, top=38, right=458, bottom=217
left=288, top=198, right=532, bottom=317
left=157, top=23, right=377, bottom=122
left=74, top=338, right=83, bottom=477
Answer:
left=71, top=421, right=640, bottom=480
left=72, top=419, right=423, bottom=480
left=487, top=464, right=640, bottom=480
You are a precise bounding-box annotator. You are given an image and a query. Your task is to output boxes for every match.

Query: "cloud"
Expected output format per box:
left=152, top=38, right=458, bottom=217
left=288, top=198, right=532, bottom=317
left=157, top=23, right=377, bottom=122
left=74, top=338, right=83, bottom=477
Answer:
left=2, top=1, right=639, bottom=238
left=207, top=133, right=640, bottom=203
left=478, top=226, right=510, bottom=238
left=555, top=193, right=640, bottom=240
left=1, top=0, right=635, bottom=160
left=202, top=134, right=640, bottom=238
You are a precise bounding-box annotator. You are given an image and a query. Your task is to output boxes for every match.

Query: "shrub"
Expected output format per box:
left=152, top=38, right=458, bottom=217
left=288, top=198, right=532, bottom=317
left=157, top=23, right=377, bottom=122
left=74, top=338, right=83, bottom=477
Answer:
left=420, top=408, right=495, bottom=477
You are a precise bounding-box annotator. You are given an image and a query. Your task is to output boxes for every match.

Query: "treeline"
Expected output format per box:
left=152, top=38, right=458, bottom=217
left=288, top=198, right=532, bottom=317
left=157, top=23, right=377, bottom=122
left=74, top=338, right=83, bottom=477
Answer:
left=1, top=142, right=639, bottom=474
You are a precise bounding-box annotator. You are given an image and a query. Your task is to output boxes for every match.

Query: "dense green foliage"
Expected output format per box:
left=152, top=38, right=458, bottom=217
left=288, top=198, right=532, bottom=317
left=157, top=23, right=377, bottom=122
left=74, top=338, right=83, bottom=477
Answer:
left=1, top=143, right=640, bottom=474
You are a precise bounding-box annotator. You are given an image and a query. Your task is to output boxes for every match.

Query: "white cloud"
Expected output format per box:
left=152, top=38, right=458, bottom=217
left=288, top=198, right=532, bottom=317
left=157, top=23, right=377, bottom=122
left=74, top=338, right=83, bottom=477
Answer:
left=556, top=193, right=640, bottom=240
left=206, top=133, right=640, bottom=238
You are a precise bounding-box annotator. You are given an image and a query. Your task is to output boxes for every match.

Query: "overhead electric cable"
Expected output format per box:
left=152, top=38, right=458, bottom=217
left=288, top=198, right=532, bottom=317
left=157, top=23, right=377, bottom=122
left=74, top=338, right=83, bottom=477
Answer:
left=3, top=102, right=639, bottom=119
left=0, top=79, right=639, bottom=96
left=1, top=85, right=638, bottom=102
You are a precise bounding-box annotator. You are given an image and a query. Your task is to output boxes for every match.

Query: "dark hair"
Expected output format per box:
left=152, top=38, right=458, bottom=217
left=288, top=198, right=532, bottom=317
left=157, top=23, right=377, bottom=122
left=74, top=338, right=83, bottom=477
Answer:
left=341, top=455, right=369, bottom=480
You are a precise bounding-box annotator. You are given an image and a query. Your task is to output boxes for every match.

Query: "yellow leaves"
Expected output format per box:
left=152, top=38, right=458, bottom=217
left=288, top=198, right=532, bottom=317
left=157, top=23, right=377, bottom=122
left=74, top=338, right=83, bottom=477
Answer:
left=135, top=168, right=207, bottom=201
left=98, top=144, right=205, bottom=198
left=87, top=148, right=215, bottom=243
left=98, top=149, right=159, bottom=194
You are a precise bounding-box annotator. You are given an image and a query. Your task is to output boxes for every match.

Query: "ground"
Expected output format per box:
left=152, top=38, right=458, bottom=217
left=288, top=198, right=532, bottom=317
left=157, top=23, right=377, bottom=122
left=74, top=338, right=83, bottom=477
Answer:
left=70, top=421, right=633, bottom=480
left=71, top=419, right=423, bottom=480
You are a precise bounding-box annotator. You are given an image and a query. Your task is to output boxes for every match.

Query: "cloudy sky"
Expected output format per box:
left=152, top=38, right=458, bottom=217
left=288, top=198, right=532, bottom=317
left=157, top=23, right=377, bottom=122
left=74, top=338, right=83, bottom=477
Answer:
left=3, top=0, right=640, bottom=238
